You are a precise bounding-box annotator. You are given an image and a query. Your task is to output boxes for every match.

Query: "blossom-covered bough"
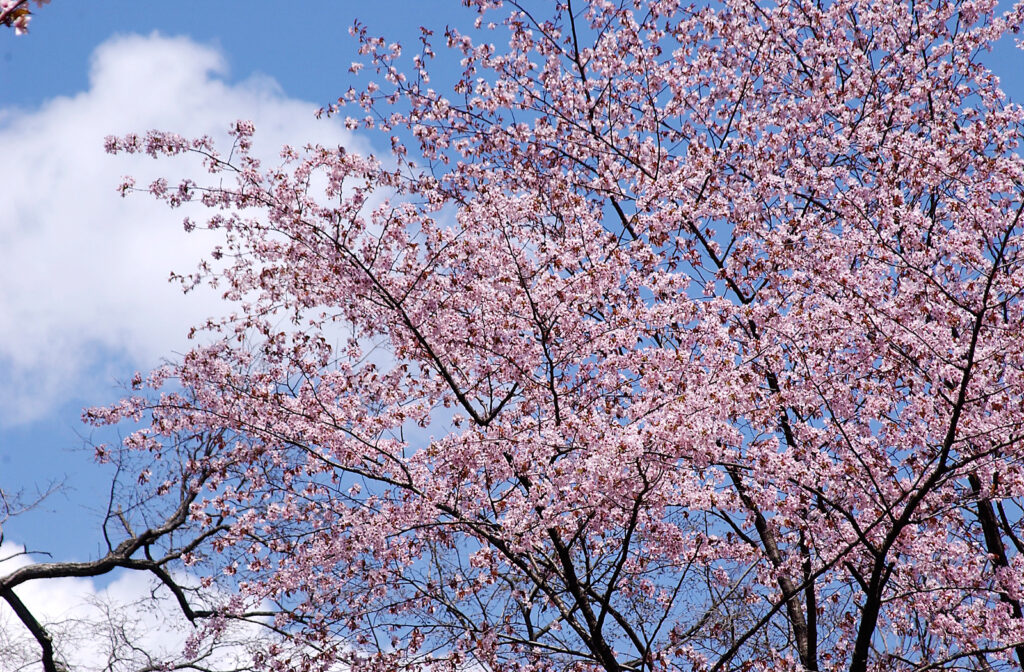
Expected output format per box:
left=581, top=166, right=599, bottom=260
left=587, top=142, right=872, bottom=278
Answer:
left=24, top=0, right=1024, bottom=670
left=0, top=0, right=49, bottom=35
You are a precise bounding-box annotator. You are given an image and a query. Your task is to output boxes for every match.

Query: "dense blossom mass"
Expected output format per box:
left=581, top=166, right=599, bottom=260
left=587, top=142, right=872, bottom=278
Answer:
left=89, top=0, right=1024, bottom=670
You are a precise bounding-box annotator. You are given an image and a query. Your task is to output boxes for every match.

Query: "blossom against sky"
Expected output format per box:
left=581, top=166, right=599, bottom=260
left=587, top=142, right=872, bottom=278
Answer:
left=1, top=2, right=1024, bottom=661
left=0, top=1, right=463, bottom=558
left=1, top=5, right=451, bottom=657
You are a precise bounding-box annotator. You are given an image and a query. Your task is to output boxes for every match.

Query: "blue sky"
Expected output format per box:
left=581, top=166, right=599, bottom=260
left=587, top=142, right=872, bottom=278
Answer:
left=0, top=0, right=1023, bottom=626
left=1, top=1, right=461, bottom=109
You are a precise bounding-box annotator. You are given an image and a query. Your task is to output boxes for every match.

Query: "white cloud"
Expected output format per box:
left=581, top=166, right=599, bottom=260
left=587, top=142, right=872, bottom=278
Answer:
left=0, top=33, right=368, bottom=425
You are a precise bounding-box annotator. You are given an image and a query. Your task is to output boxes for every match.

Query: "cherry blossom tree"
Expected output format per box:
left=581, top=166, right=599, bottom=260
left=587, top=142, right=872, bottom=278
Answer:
left=41, top=0, right=1024, bottom=670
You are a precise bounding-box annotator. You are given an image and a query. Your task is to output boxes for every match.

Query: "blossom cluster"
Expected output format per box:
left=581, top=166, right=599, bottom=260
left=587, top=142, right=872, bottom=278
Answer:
left=0, top=0, right=50, bottom=35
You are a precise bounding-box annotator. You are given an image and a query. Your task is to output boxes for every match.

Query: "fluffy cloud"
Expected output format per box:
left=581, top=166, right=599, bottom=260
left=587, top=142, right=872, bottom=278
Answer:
left=0, top=33, right=368, bottom=425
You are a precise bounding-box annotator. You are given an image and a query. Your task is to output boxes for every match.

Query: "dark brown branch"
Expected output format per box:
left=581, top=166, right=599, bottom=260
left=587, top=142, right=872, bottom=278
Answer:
left=0, top=583, right=61, bottom=672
